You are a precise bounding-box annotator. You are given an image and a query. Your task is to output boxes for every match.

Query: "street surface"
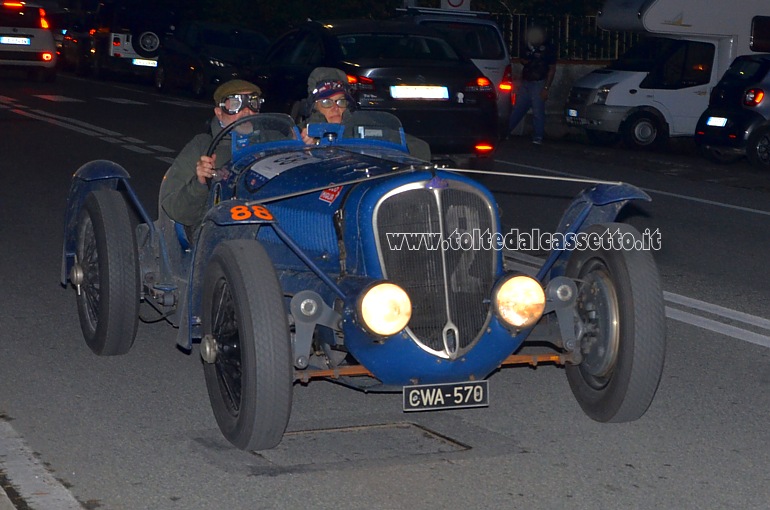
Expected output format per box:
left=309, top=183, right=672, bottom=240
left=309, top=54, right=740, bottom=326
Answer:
left=1, top=71, right=770, bottom=509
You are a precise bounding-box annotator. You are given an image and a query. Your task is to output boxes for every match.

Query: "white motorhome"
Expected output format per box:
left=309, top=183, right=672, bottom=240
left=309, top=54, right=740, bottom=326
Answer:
left=565, top=0, right=770, bottom=148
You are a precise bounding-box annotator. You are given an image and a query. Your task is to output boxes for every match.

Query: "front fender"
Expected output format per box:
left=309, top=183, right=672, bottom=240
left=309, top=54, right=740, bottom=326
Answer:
left=179, top=200, right=277, bottom=349
left=61, top=160, right=135, bottom=285
left=538, top=182, right=651, bottom=279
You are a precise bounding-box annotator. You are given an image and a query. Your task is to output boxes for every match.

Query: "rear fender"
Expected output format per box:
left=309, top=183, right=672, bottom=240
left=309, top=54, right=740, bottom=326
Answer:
left=60, top=160, right=153, bottom=285
left=538, top=182, right=651, bottom=279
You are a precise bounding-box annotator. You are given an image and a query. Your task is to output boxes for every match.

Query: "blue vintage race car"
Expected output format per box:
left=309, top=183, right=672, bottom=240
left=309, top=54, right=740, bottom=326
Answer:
left=61, top=112, right=666, bottom=451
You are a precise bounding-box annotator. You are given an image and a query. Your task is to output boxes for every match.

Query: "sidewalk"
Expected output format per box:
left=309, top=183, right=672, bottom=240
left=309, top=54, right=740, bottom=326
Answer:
left=0, top=487, right=15, bottom=510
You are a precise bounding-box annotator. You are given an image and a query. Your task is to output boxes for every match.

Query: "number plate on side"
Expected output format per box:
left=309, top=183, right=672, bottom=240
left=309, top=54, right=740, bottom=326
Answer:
left=403, top=380, right=488, bottom=411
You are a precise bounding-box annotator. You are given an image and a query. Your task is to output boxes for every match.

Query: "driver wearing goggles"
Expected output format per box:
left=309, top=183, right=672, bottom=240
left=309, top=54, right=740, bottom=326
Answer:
left=160, top=79, right=265, bottom=228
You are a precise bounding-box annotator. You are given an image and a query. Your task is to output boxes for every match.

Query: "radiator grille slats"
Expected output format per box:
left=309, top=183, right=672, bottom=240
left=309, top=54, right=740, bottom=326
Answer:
left=375, top=183, right=495, bottom=357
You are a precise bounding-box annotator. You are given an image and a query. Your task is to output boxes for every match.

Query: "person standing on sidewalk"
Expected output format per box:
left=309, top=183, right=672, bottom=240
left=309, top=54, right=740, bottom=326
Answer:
left=507, top=25, right=557, bottom=144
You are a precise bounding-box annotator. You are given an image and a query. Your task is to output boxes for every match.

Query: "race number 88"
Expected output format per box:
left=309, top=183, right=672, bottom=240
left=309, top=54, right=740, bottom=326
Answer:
left=230, top=204, right=273, bottom=221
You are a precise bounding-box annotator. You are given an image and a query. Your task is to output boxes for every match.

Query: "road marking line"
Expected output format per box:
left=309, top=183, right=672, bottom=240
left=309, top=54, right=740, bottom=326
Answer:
left=0, top=420, right=83, bottom=510
left=665, top=307, right=770, bottom=348
left=28, top=108, right=122, bottom=136
left=33, top=94, right=84, bottom=102
left=99, top=97, right=146, bottom=105
left=663, top=291, right=770, bottom=330
left=495, top=159, right=770, bottom=217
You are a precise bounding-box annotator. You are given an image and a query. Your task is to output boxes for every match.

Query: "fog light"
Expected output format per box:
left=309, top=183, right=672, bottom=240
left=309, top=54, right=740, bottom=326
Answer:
left=494, top=274, right=545, bottom=329
left=358, top=282, right=411, bottom=336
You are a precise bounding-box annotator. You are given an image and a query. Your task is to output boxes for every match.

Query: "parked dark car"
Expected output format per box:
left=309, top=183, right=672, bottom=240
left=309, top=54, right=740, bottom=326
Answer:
left=695, top=54, right=770, bottom=167
left=398, top=7, right=512, bottom=136
left=154, top=20, right=269, bottom=97
left=246, top=19, right=498, bottom=163
left=59, top=12, right=95, bottom=75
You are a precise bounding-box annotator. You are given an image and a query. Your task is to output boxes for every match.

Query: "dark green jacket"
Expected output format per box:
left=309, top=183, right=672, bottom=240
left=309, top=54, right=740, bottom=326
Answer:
left=160, top=119, right=232, bottom=226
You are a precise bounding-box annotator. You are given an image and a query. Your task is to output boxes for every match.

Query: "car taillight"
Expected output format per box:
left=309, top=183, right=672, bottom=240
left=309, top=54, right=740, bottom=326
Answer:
left=113, top=36, right=121, bottom=46
left=348, top=74, right=375, bottom=91
left=475, top=143, right=494, bottom=153
left=465, top=77, right=494, bottom=92
left=744, top=88, right=765, bottom=106
left=38, top=7, right=49, bottom=29
left=41, top=51, right=53, bottom=61
left=499, top=64, right=513, bottom=93
left=2, top=2, right=24, bottom=8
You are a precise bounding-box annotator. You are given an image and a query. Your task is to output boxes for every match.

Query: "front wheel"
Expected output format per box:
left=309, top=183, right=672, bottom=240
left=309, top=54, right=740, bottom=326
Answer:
left=202, top=240, right=293, bottom=451
left=74, top=189, right=140, bottom=355
left=622, top=112, right=667, bottom=150
left=565, top=223, right=666, bottom=422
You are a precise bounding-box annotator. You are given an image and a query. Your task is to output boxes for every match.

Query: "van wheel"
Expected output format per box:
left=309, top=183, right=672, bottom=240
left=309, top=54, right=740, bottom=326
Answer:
left=622, top=112, right=667, bottom=150
left=747, top=128, right=770, bottom=168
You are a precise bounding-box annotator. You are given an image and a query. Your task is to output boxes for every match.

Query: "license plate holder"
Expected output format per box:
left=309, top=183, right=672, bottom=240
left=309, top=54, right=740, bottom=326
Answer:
left=403, top=380, right=488, bottom=412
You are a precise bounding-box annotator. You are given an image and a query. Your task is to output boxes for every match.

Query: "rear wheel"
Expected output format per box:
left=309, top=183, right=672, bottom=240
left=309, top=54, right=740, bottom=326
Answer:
left=74, top=189, right=140, bottom=355
left=622, top=112, right=667, bottom=150
left=565, top=223, right=666, bottom=422
left=202, top=240, right=293, bottom=450
left=747, top=128, right=770, bottom=168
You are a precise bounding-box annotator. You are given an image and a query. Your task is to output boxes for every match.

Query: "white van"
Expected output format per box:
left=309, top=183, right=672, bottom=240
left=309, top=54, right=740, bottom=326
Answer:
left=0, top=1, right=57, bottom=81
left=565, top=0, right=770, bottom=148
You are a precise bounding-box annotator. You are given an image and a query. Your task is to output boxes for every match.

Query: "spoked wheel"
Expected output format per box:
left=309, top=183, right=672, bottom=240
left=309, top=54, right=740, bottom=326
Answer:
left=202, top=240, right=293, bottom=451
left=74, top=189, right=140, bottom=355
left=565, top=223, right=666, bottom=422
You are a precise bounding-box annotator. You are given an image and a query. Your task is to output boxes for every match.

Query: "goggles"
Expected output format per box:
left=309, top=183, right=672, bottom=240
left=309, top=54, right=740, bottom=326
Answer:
left=218, top=93, right=264, bottom=115
left=316, top=98, right=350, bottom=109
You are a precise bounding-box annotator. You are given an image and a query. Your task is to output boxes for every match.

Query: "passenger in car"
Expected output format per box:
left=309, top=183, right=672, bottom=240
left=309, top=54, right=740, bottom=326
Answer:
left=299, top=67, right=431, bottom=161
left=160, top=79, right=264, bottom=227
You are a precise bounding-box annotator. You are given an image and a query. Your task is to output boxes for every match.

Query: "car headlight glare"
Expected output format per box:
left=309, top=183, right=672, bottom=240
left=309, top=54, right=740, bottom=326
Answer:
left=358, top=282, right=412, bottom=336
left=494, top=275, right=545, bottom=329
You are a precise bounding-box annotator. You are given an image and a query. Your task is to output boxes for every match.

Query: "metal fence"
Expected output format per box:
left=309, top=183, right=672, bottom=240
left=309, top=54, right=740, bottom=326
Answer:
left=488, top=13, right=640, bottom=61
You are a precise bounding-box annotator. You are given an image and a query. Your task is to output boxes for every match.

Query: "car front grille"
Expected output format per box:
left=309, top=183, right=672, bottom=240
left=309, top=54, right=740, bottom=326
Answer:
left=374, top=181, right=496, bottom=358
left=568, top=86, right=593, bottom=105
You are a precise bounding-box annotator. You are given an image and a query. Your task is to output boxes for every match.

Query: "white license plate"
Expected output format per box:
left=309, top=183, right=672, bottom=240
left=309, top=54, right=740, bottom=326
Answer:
left=706, top=116, right=728, bottom=127
left=0, top=36, right=31, bottom=45
left=403, top=380, right=488, bottom=411
left=567, top=108, right=579, bottom=117
left=132, top=58, right=157, bottom=67
left=390, top=85, right=449, bottom=100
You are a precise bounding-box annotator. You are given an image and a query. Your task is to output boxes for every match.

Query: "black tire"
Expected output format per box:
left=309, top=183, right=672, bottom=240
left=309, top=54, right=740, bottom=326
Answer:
left=202, top=240, right=293, bottom=450
left=622, top=112, right=667, bottom=150
left=699, top=146, right=743, bottom=165
left=746, top=128, right=770, bottom=169
left=585, top=129, right=619, bottom=146
left=565, top=223, right=666, bottom=422
left=132, top=29, right=161, bottom=59
left=75, top=189, right=140, bottom=355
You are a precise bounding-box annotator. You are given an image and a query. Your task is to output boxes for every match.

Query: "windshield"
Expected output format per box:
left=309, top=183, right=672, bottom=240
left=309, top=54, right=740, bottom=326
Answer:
left=306, top=111, right=408, bottom=152
left=421, top=21, right=504, bottom=60
left=0, top=6, right=42, bottom=28
left=609, top=37, right=681, bottom=72
left=721, top=57, right=770, bottom=83
left=338, top=33, right=460, bottom=61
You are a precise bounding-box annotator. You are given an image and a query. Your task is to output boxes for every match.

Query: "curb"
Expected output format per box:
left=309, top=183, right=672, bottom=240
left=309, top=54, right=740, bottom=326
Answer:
left=0, top=487, right=15, bottom=510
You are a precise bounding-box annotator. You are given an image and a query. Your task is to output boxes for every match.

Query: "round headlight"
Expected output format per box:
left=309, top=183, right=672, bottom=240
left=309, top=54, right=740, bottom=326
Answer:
left=495, top=275, right=546, bottom=329
left=358, top=282, right=412, bottom=336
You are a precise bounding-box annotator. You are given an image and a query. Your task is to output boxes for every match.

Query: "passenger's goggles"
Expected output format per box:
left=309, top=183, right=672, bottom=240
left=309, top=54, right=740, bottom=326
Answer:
left=316, top=98, right=350, bottom=109
left=219, top=93, right=264, bottom=115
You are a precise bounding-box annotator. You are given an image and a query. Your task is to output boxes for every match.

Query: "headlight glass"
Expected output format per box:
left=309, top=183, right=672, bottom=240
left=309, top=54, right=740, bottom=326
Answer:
left=594, top=83, right=617, bottom=105
left=494, top=275, right=545, bottom=329
left=358, top=282, right=412, bottom=336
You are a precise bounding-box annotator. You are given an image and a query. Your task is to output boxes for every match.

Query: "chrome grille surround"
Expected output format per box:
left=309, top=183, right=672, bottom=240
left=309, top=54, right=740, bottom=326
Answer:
left=373, top=180, right=498, bottom=359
